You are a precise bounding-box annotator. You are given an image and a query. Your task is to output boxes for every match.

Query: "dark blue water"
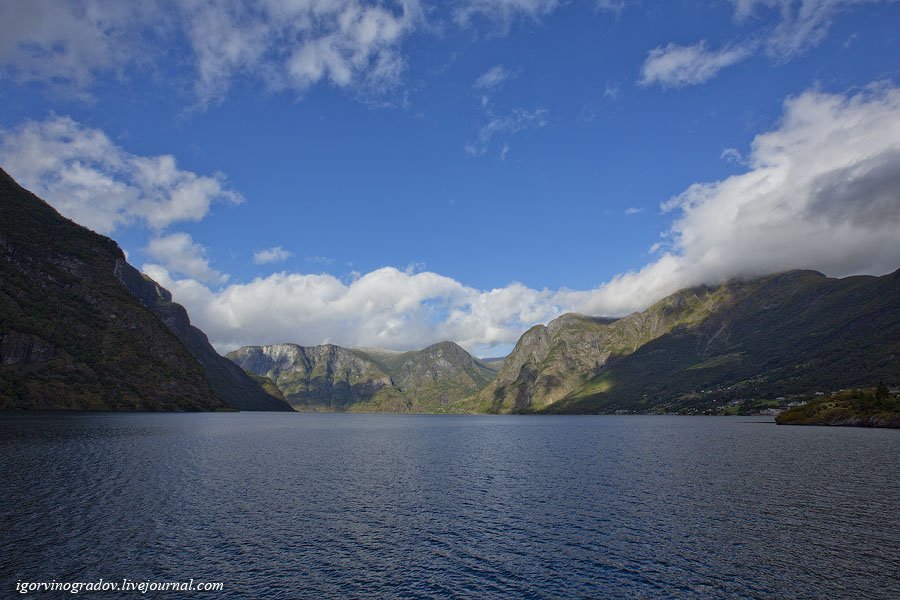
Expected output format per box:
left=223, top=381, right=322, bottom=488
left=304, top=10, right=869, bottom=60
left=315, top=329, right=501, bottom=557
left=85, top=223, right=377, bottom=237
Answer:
left=2, top=414, right=898, bottom=598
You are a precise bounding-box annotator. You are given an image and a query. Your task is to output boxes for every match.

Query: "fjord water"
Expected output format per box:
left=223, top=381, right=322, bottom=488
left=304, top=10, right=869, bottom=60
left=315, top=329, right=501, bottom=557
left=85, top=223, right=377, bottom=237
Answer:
left=2, top=414, right=898, bottom=599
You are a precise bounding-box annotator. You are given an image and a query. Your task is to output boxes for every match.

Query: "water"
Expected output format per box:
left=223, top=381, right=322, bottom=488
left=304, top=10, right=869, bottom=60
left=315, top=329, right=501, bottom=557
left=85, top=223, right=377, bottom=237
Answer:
left=1, top=413, right=898, bottom=599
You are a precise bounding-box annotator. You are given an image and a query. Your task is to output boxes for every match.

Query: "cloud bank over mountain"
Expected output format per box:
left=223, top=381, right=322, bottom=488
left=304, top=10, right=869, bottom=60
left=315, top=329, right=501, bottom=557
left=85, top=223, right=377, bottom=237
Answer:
left=116, top=84, right=900, bottom=354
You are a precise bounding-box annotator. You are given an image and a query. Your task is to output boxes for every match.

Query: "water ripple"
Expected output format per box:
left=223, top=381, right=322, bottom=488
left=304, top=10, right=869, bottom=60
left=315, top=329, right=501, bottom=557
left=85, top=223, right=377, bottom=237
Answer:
left=2, top=413, right=898, bottom=599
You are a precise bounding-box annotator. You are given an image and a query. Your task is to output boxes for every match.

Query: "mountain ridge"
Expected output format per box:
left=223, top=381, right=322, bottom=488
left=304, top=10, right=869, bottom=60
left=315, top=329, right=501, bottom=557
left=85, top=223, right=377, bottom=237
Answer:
left=229, top=340, right=498, bottom=412
left=484, top=269, right=899, bottom=414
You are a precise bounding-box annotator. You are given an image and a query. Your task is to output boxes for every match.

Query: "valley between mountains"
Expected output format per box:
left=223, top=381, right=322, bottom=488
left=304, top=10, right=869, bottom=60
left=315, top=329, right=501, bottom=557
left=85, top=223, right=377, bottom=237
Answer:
left=2, top=166, right=898, bottom=415
left=230, top=269, right=900, bottom=415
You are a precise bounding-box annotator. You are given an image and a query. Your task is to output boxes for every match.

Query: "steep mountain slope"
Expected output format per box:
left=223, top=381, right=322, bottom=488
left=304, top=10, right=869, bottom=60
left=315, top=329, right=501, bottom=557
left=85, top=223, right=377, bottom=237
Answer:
left=0, top=167, right=292, bottom=411
left=487, top=270, right=900, bottom=414
left=359, top=341, right=497, bottom=409
left=229, top=341, right=497, bottom=412
left=116, top=263, right=292, bottom=411
left=553, top=270, right=900, bottom=414
left=476, top=285, right=731, bottom=413
left=228, top=343, right=398, bottom=411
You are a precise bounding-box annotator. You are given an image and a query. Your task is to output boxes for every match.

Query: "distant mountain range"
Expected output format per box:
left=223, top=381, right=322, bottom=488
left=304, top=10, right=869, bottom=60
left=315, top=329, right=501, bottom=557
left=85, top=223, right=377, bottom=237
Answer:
left=0, top=167, right=292, bottom=411
left=228, top=341, right=497, bottom=412
left=2, top=166, right=896, bottom=415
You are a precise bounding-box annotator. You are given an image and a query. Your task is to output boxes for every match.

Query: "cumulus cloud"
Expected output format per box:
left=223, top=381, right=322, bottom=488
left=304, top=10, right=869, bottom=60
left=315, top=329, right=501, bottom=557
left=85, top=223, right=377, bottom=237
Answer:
left=646, top=83, right=900, bottom=289
left=147, top=83, right=900, bottom=355
left=253, top=246, right=293, bottom=265
left=639, top=41, right=752, bottom=88
left=0, top=115, right=242, bottom=234
left=146, top=233, right=227, bottom=284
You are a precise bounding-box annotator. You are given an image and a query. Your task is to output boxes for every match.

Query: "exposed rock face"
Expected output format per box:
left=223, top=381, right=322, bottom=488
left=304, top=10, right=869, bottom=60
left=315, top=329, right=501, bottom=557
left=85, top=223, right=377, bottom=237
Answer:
left=0, top=167, right=292, bottom=411
left=489, top=270, right=900, bottom=414
left=229, top=341, right=497, bottom=412
left=228, top=343, right=394, bottom=411
left=1, top=333, right=57, bottom=365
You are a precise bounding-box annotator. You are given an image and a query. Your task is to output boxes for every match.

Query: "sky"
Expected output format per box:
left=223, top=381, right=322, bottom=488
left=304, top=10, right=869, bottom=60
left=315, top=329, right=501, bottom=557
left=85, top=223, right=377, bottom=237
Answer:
left=1, top=0, right=899, bottom=356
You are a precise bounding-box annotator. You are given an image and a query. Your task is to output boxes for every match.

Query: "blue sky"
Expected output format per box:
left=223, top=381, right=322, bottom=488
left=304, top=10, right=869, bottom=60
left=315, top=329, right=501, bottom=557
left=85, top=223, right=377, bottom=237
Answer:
left=2, top=0, right=900, bottom=355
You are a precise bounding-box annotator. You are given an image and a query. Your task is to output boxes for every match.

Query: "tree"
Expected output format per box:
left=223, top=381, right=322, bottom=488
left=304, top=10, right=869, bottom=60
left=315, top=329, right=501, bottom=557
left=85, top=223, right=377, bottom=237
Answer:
left=875, top=382, right=889, bottom=404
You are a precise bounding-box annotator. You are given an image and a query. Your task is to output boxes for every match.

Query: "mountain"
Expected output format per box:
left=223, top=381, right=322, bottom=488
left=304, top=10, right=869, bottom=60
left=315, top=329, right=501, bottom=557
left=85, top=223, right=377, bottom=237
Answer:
left=359, top=341, right=497, bottom=409
left=483, top=270, right=900, bottom=414
left=0, top=167, right=292, bottom=411
left=228, top=343, right=397, bottom=411
left=228, top=341, right=497, bottom=412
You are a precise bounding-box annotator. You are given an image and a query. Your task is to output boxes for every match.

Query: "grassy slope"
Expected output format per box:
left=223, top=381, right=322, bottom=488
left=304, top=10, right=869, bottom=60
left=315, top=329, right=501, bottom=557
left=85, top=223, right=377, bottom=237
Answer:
left=546, top=270, right=900, bottom=414
left=479, top=284, right=738, bottom=414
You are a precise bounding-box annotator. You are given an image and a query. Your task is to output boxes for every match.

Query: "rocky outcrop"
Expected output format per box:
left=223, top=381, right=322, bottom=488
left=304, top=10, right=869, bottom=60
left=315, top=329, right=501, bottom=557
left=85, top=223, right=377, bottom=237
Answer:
left=1, top=333, right=57, bottom=365
left=228, top=343, right=395, bottom=411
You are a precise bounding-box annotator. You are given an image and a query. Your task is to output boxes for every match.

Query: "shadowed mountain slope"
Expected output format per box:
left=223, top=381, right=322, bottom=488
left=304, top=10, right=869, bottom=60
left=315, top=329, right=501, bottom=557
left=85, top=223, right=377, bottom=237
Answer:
left=0, top=167, right=292, bottom=411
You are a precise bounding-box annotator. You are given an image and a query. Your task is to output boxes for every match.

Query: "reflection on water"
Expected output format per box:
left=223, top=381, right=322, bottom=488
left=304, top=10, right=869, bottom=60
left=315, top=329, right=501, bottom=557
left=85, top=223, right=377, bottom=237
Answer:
left=2, top=413, right=898, bottom=598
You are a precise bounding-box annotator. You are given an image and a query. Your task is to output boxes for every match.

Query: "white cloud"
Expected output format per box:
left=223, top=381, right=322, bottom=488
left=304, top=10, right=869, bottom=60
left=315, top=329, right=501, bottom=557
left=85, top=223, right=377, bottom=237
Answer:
left=474, top=64, right=515, bottom=89
left=146, top=233, right=227, bottom=285
left=639, top=41, right=752, bottom=88
left=147, top=83, right=900, bottom=356
left=0, top=1, right=158, bottom=92
left=642, top=1, right=893, bottom=88
left=253, top=246, right=293, bottom=265
left=143, top=263, right=583, bottom=355
left=625, top=82, right=900, bottom=303
left=625, top=207, right=643, bottom=215
left=0, top=0, right=422, bottom=105
left=0, top=115, right=242, bottom=234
